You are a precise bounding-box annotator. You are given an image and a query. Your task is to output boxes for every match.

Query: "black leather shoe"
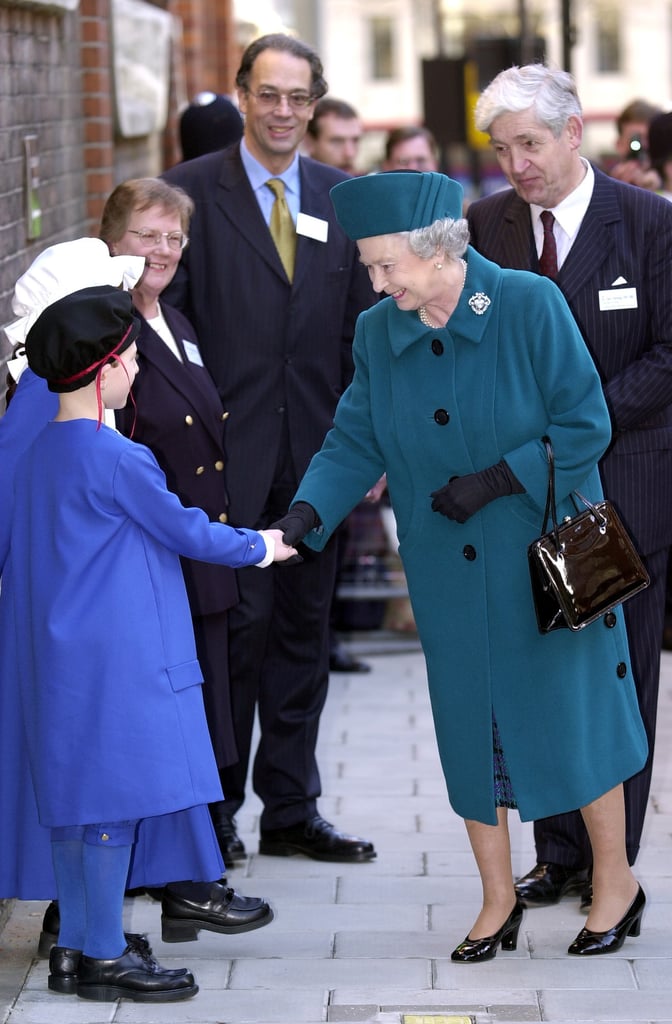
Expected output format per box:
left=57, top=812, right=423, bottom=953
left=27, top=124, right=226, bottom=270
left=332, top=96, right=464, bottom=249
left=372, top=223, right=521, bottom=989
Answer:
left=48, top=946, right=81, bottom=994
left=47, top=931, right=157, bottom=995
left=77, top=944, right=197, bottom=1002
left=568, top=884, right=645, bottom=955
left=329, top=648, right=371, bottom=673
left=514, top=862, right=588, bottom=906
left=161, top=880, right=273, bottom=942
left=210, top=804, right=247, bottom=862
left=259, top=814, right=376, bottom=862
left=451, top=900, right=524, bottom=963
left=38, top=900, right=152, bottom=959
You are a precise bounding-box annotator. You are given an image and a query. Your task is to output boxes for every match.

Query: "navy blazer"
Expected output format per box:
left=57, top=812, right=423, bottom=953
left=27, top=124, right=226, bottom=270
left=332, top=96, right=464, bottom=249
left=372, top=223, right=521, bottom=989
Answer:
left=467, top=167, right=672, bottom=555
left=116, top=304, right=238, bottom=616
left=162, top=144, right=375, bottom=525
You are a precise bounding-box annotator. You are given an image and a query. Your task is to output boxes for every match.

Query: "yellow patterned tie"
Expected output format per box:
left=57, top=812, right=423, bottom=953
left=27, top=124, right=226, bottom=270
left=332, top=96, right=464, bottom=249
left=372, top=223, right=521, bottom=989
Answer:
left=266, top=178, right=296, bottom=281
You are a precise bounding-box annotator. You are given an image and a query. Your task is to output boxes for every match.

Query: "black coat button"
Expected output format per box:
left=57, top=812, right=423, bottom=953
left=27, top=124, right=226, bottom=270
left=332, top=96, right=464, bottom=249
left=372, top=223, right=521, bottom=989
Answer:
left=431, top=339, right=444, bottom=355
left=616, top=662, right=627, bottom=678
left=463, top=545, right=476, bottom=561
left=434, top=408, right=450, bottom=425
left=604, top=611, right=617, bottom=628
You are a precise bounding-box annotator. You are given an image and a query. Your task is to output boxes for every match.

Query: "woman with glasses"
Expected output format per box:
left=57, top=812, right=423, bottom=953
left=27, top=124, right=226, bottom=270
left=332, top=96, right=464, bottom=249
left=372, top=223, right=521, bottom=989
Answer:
left=97, top=179, right=275, bottom=940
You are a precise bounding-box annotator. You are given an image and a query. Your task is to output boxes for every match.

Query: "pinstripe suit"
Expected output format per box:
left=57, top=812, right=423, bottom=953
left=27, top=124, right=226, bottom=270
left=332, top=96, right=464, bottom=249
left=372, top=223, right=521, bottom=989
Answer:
left=468, top=167, right=672, bottom=865
left=162, top=144, right=375, bottom=830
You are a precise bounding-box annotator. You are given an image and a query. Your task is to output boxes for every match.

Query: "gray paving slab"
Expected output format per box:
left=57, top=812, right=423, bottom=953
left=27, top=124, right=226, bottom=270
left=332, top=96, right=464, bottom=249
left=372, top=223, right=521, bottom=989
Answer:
left=2, top=648, right=672, bottom=1024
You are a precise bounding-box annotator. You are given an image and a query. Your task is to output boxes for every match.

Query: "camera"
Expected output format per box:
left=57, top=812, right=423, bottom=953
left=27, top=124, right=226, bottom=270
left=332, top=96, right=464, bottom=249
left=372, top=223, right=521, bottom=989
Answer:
left=628, top=134, right=647, bottom=162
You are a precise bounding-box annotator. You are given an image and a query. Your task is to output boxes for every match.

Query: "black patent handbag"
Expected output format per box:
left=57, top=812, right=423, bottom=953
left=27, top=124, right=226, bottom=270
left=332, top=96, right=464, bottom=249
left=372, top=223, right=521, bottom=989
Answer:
left=528, top=438, right=649, bottom=633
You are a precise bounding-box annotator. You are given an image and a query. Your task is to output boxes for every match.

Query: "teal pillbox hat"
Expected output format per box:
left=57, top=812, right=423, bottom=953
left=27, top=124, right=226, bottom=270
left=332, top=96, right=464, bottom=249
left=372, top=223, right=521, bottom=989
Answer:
left=330, top=171, right=464, bottom=240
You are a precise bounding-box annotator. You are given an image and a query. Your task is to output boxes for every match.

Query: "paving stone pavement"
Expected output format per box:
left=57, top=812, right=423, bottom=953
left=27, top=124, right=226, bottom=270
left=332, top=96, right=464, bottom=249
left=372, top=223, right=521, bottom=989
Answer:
left=1, top=641, right=671, bottom=1024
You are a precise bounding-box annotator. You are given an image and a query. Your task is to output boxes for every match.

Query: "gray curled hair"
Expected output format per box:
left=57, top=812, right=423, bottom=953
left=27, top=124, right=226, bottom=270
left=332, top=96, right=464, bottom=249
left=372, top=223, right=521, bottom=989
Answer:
left=406, top=218, right=470, bottom=262
left=474, top=64, right=582, bottom=138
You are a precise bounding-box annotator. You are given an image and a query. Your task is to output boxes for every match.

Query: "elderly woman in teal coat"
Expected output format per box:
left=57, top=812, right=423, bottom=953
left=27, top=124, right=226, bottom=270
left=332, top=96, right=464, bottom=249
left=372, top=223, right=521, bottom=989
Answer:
left=274, top=172, right=648, bottom=963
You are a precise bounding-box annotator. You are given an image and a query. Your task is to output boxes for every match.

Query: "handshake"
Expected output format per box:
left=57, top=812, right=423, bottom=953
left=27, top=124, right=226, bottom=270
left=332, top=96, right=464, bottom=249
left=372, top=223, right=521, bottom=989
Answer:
left=266, top=502, right=320, bottom=564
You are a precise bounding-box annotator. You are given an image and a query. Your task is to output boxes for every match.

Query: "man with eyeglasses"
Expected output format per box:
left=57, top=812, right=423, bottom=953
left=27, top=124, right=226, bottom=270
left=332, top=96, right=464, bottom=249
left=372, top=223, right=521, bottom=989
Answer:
left=162, top=33, right=376, bottom=865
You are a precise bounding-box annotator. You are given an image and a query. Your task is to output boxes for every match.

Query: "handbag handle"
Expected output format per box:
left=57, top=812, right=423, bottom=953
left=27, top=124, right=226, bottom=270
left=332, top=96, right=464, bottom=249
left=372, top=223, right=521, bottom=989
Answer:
left=541, top=436, right=607, bottom=551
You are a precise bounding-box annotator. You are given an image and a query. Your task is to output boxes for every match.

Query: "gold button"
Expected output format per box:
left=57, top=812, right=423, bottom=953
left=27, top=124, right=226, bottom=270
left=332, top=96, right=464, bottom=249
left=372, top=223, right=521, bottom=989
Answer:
left=221, top=411, right=230, bottom=421
left=101, top=833, right=110, bottom=842
left=218, top=513, right=228, bottom=524
left=196, top=466, right=205, bottom=475
left=185, top=415, right=193, bottom=426
left=215, top=460, right=224, bottom=471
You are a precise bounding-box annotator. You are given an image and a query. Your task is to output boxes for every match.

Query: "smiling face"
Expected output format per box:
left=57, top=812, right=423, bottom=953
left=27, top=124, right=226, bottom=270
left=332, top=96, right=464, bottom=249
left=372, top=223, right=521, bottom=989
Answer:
left=119, top=205, right=183, bottom=301
left=488, top=107, right=584, bottom=208
left=237, top=48, right=317, bottom=173
left=357, top=233, right=437, bottom=310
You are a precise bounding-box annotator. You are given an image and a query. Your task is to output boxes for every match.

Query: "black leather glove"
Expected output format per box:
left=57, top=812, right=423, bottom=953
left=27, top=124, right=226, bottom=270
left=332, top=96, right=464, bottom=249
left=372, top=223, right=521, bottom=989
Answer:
left=269, top=501, right=320, bottom=546
left=430, top=460, right=524, bottom=523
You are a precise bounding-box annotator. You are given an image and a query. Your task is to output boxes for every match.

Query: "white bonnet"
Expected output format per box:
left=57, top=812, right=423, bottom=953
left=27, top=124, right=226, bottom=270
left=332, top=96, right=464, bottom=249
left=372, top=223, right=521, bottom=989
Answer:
left=4, top=238, right=145, bottom=382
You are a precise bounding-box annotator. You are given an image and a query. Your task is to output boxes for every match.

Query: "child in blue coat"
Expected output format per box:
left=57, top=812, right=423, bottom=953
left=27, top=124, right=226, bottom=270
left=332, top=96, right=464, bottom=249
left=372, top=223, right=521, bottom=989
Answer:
left=6, top=285, right=297, bottom=1003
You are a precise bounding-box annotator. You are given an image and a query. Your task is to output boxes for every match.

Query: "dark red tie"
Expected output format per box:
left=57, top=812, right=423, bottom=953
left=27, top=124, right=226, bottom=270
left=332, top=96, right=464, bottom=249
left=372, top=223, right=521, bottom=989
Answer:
left=539, top=210, right=558, bottom=279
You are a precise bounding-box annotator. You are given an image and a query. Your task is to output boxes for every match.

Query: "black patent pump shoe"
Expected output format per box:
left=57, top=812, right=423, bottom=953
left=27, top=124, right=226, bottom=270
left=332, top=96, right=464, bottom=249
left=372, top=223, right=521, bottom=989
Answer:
left=451, top=899, right=524, bottom=963
left=568, top=884, right=645, bottom=955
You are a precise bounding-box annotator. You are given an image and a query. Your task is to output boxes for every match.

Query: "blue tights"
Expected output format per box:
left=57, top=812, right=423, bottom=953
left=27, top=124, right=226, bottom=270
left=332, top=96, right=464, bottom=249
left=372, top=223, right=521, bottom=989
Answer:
left=50, top=820, right=137, bottom=958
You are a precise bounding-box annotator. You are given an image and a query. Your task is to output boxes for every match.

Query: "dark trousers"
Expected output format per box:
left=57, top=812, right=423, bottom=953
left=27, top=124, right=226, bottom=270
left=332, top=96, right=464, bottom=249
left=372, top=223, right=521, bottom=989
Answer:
left=192, top=610, right=236, bottom=770
left=219, top=470, right=338, bottom=832
left=534, top=544, right=668, bottom=868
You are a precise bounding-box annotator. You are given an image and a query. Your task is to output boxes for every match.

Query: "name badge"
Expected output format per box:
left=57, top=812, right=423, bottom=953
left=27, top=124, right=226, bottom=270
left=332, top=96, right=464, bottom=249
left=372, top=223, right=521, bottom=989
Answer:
left=296, top=212, right=329, bottom=243
left=183, top=340, right=204, bottom=366
left=598, top=287, right=638, bottom=311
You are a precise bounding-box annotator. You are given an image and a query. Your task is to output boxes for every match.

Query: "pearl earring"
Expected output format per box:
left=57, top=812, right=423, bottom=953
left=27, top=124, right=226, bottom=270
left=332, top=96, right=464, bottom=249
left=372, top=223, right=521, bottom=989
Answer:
left=434, top=262, right=443, bottom=269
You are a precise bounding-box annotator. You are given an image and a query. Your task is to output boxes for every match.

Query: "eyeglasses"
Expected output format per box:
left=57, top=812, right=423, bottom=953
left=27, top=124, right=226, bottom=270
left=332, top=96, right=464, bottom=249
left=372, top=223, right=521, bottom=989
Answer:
left=246, top=88, right=315, bottom=111
left=127, top=229, right=189, bottom=251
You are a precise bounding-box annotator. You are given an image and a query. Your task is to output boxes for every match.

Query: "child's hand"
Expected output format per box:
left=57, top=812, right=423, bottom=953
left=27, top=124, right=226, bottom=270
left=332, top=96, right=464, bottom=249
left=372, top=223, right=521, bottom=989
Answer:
left=262, top=528, right=300, bottom=563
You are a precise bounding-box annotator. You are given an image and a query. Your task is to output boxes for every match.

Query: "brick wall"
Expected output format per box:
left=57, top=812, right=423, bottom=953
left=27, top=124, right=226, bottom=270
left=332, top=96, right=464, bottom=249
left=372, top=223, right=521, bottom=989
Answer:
left=0, top=4, right=88, bottom=363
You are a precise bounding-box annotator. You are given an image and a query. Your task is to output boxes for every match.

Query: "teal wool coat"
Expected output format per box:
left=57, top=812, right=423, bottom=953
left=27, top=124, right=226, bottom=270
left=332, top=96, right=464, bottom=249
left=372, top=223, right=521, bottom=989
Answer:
left=294, top=248, right=648, bottom=825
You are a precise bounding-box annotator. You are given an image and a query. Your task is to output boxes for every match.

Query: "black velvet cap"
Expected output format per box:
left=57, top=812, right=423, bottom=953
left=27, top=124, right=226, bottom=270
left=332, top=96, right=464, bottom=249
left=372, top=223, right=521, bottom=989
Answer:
left=26, top=285, right=140, bottom=393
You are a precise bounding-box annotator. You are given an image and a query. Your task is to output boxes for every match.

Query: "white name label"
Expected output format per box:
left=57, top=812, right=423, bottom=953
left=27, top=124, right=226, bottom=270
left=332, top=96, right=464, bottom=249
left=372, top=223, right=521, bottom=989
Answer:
left=296, top=212, right=329, bottom=243
left=598, top=287, right=638, bottom=311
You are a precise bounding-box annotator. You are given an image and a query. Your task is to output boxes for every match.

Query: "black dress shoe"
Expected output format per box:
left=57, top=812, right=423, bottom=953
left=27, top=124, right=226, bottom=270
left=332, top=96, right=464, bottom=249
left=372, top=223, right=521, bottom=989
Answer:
left=451, top=900, right=524, bottom=963
left=48, top=946, right=81, bottom=994
left=77, top=944, right=197, bottom=1002
left=47, top=934, right=157, bottom=994
left=329, top=648, right=371, bottom=673
left=514, top=862, right=589, bottom=906
left=568, top=884, right=645, bottom=955
left=161, top=880, right=273, bottom=942
left=259, top=814, right=376, bottom=862
left=210, top=804, right=247, bottom=862
left=38, top=899, right=152, bottom=959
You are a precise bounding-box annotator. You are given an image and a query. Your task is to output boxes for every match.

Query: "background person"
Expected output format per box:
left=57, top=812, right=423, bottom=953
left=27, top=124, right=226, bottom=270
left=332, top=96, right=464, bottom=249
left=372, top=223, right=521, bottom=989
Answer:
left=178, top=92, right=243, bottom=163
left=273, top=169, right=648, bottom=961
left=304, top=96, right=363, bottom=174
left=381, top=126, right=439, bottom=171
left=467, top=63, right=672, bottom=910
left=609, top=97, right=662, bottom=189
left=162, top=33, right=377, bottom=864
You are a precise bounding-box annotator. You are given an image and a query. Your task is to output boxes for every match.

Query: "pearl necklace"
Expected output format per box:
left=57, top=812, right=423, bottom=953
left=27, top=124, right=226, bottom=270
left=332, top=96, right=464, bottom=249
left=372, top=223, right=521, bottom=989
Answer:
left=418, top=258, right=467, bottom=329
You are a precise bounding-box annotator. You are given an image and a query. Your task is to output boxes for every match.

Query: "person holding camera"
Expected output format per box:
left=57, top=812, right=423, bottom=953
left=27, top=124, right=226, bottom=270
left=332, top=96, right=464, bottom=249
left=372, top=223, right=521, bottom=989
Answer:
left=609, top=98, right=662, bottom=190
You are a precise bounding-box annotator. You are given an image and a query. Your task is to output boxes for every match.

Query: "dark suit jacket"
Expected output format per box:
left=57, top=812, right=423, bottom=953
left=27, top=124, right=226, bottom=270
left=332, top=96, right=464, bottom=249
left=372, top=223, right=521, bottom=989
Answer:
left=468, top=167, right=672, bottom=555
left=162, top=145, right=375, bottom=525
left=115, top=304, right=238, bottom=616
